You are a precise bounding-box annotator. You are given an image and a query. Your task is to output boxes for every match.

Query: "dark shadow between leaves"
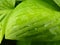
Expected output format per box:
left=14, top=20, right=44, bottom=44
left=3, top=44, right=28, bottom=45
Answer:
left=37, top=0, right=60, bottom=11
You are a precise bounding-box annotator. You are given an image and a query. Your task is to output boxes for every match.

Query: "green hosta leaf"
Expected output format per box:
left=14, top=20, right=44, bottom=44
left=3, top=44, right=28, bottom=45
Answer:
left=53, top=0, right=60, bottom=7
left=0, top=10, right=12, bottom=43
left=0, top=10, right=9, bottom=21
left=0, top=10, right=7, bottom=43
left=0, top=0, right=16, bottom=43
left=0, top=23, right=3, bottom=43
left=5, top=0, right=60, bottom=42
left=0, top=0, right=15, bottom=9
left=0, top=10, right=8, bottom=43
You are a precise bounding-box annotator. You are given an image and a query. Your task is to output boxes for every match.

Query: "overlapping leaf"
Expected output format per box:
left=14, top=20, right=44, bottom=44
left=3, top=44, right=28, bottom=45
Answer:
left=0, top=0, right=59, bottom=45
left=0, top=0, right=15, bottom=43
left=5, top=0, right=60, bottom=42
left=53, top=0, right=60, bottom=7
left=0, top=0, right=15, bottom=9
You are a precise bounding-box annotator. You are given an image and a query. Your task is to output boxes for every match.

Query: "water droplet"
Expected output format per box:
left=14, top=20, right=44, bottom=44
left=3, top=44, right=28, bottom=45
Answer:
left=44, top=24, right=48, bottom=27
left=34, top=23, right=37, bottom=25
left=49, top=27, right=57, bottom=35
left=27, top=25, right=31, bottom=27
left=35, top=28, right=38, bottom=30
left=44, top=23, right=50, bottom=27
